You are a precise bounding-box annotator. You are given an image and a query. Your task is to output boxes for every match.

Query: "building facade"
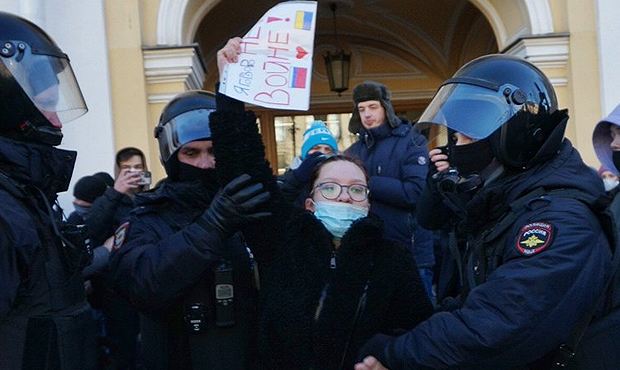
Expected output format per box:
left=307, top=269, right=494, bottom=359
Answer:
left=0, top=0, right=618, bottom=211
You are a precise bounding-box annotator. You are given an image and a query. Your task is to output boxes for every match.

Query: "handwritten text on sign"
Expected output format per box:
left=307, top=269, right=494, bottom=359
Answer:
left=219, top=1, right=317, bottom=111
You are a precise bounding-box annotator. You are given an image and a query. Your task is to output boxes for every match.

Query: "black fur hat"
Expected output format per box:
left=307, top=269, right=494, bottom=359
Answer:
left=348, top=80, right=399, bottom=134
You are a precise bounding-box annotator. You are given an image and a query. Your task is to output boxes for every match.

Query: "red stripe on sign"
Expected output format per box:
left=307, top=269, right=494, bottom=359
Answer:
left=291, top=67, right=307, bottom=88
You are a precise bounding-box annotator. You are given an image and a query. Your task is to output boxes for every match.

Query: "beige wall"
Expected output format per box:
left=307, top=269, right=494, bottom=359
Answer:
left=565, top=0, right=602, bottom=166
left=104, top=0, right=155, bottom=172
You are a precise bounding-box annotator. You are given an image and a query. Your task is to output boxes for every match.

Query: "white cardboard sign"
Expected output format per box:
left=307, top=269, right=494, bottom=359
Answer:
left=219, top=1, right=317, bottom=111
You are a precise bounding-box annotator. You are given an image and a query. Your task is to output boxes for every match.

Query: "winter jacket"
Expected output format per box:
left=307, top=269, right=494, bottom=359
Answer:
left=0, top=136, right=96, bottom=370
left=209, top=108, right=434, bottom=370
left=85, top=186, right=133, bottom=246
left=109, top=180, right=258, bottom=370
left=345, top=121, right=435, bottom=267
left=363, top=139, right=614, bottom=369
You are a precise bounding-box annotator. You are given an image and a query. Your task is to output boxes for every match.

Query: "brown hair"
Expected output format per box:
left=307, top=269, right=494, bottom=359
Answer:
left=308, top=154, right=369, bottom=189
left=115, top=147, right=146, bottom=167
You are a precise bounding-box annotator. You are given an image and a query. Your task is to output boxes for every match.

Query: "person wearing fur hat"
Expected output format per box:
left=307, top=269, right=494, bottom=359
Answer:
left=345, top=80, right=435, bottom=298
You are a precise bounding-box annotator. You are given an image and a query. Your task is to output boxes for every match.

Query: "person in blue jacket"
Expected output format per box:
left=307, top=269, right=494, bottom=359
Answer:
left=356, top=54, right=614, bottom=369
left=109, top=90, right=270, bottom=370
left=345, top=81, right=435, bottom=298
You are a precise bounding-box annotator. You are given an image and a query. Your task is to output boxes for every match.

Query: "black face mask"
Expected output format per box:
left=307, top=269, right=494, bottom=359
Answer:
left=177, top=162, right=219, bottom=192
left=450, top=139, right=495, bottom=177
left=613, top=151, right=620, bottom=175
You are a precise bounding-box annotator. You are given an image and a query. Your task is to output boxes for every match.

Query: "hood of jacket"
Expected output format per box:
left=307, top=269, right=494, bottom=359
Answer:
left=0, top=136, right=76, bottom=198
left=593, top=104, right=620, bottom=175
left=463, top=139, right=604, bottom=233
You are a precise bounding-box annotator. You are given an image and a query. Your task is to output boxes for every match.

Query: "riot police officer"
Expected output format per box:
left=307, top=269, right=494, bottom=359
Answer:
left=109, top=90, right=270, bottom=370
left=0, top=11, right=96, bottom=370
left=356, top=54, right=614, bottom=369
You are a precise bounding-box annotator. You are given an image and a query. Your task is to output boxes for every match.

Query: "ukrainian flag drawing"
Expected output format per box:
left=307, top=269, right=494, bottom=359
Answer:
left=291, top=67, right=307, bottom=88
left=295, top=11, right=313, bottom=30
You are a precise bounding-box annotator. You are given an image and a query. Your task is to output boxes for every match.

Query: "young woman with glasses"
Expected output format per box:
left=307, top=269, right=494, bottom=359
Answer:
left=209, top=102, right=433, bottom=370
left=207, top=37, right=433, bottom=370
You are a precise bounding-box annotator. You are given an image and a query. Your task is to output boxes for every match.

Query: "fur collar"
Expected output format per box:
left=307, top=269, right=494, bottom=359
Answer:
left=286, top=208, right=385, bottom=253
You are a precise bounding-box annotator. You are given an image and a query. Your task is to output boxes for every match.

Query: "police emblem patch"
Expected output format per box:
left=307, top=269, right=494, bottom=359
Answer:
left=516, top=222, right=554, bottom=256
left=113, top=222, right=130, bottom=251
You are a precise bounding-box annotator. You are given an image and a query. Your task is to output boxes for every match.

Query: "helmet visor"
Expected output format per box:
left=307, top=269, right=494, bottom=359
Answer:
left=1, top=43, right=87, bottom=125
left=417, top=83, right=516, bottom=140
left=159, top=109, right=214, bottom=162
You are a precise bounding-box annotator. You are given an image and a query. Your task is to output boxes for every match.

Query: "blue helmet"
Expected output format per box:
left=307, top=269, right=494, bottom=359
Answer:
left=0, top=11, right=87, bottom=145
left=154, top=90, right=216, bottom=170
left=419, top=54, right=564, bottom=170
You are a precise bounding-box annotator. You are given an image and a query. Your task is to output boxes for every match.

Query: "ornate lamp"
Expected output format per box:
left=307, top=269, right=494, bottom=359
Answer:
left=323, top=3, right=351, bottom=96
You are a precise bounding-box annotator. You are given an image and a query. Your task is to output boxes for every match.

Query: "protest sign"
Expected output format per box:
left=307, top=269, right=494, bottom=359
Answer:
left=219, top=1, right=317, bottom=111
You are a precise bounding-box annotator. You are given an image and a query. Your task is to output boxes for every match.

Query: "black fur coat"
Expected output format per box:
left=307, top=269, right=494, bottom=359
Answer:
left=210, top=109, right=433, bottom=370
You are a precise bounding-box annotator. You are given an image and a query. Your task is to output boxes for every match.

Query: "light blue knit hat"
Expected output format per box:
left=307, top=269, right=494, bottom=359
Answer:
left=300, top=120, right=338, bottom=159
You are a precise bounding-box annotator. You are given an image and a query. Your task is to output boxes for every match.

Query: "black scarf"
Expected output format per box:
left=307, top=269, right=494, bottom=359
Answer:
left=0, top=136, right=75, bottom=199
left=450, top=139, right=494, bottom=177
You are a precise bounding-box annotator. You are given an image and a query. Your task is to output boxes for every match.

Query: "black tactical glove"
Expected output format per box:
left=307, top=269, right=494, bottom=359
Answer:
left=292, top=152, right=328, bottom=183
left=201, top=174, right=271, bottom=237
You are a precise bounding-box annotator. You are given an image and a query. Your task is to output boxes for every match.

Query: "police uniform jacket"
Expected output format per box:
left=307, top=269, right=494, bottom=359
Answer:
left=109, top=180, right=257, bottom=370
left=209, top=109, right=434, bottom=370
left=345, top=121, right=435, bottom=268
left=0, top=136, right=96, bottom=370
left=363, top=139, right=613, bottom=369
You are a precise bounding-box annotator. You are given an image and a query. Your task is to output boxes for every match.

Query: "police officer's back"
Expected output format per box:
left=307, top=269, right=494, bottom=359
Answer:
left=356, top=55, right=615, bottom=369
left=0, top=11, right=96, bottom=370
left=109, top=91, right=270, bottom=370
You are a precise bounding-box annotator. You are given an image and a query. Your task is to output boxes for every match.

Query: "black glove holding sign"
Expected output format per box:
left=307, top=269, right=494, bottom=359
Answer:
left=200, top=173, right=271, bottom=237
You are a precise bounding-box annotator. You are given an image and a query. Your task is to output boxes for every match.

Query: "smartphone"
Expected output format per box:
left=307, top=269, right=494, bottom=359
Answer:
left=137, top=171, right=152, bottom=186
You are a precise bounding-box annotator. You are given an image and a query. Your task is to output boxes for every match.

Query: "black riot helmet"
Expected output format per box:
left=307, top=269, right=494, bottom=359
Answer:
left=418, top=54, right=566, bottom=170
left=154, top=90, right=216, bottom=176
left=0, top=12, right=87, bottom=146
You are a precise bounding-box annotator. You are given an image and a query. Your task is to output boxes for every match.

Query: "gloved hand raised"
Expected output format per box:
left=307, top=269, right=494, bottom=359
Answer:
left=201, top=174, right=271, bottom=237
left=293, top=152, right=328, bottom=183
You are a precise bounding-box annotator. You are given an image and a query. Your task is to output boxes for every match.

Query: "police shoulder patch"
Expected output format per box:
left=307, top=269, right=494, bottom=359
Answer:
left=516, top=222, right=554, bottom=256
left=113, top=222, right=130, bottom=251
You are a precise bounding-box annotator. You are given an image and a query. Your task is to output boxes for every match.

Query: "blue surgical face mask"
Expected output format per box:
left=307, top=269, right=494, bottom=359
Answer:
left=312, top=200, right=369, bottom=239
left=603, top=177, right=619, bottom=192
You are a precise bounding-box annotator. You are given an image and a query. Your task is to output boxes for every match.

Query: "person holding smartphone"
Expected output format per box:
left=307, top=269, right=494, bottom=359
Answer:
left=85, top=147, right=149, bottom=245
left=82, top=146, right=149, bottom=370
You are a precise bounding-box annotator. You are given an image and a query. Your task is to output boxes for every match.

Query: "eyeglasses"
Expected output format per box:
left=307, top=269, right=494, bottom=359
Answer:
left=313, top=182, right=369, bottom=202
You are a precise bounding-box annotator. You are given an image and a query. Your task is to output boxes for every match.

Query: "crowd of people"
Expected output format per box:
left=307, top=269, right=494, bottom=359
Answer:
left=1, top=11, right=619, bottom=370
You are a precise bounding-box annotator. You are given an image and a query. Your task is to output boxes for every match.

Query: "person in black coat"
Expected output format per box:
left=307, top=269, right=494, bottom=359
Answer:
left=109, top=90, right=270, bottom=370
left=86, top=147, right=148, bottom=247
left=79, top=148, right=148, bottom=370
left=212, top=38, right=433, bottom=369
left=356, top=54, right=615, bottom=370
left=0, top=11, right=96, bottom=370
left=210, top=106, right=433, bottom=370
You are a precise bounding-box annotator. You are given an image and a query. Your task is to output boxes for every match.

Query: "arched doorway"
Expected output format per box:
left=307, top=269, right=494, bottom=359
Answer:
left=152, top=0, right=562, bottom=173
